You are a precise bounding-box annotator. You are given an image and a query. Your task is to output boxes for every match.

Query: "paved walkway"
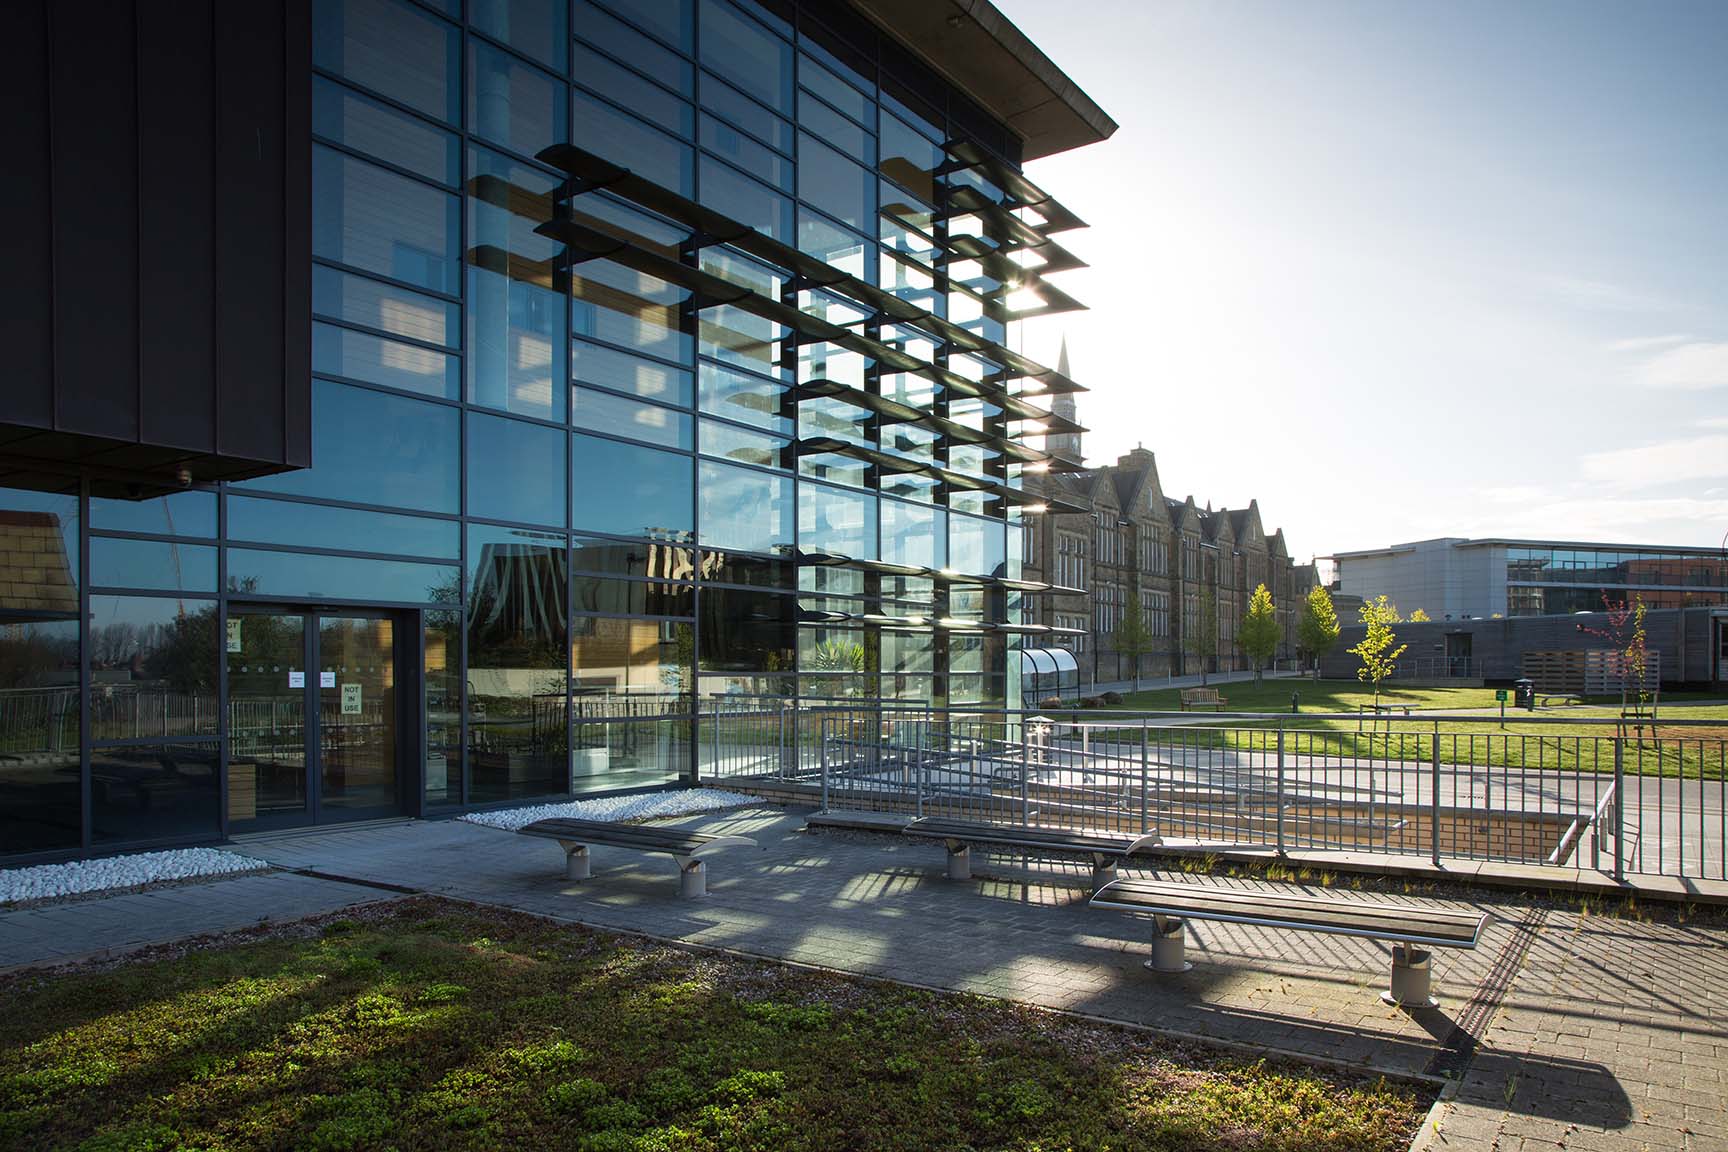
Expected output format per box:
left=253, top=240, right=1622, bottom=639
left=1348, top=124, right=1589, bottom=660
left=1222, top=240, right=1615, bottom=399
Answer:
left=2, top=809, right=1723, bottom=1149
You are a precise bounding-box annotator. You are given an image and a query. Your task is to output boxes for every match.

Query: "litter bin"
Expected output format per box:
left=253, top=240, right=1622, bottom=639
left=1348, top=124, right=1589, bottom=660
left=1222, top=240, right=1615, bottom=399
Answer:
left=1513, top=678, right=1535, bottom=711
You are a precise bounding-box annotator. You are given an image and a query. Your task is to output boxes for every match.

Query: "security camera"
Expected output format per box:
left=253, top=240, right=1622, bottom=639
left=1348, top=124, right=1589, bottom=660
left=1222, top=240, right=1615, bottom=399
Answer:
left=175, top=467, right=192, bottom=488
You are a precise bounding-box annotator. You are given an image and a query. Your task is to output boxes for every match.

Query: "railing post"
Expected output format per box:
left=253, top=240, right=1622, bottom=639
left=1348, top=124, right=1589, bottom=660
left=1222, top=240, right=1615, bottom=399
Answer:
left=916, top=707, right=927, bottom=819
left=819, top=715, right=830, bottom=813
left=1276, top=720, right=1286, bottom=855
left=1021, top=722, right=1031, bottom=826
left=1139, top=720, right=1149, bottom=834
left=1612, top=735, right=1624, bottom=882
left=1430, top=720, right=1441, bottom=866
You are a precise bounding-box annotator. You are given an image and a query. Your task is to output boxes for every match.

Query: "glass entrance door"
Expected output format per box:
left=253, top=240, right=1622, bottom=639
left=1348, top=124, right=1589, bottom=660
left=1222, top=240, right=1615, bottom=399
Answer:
left=226, top=609, right=403, bottom=830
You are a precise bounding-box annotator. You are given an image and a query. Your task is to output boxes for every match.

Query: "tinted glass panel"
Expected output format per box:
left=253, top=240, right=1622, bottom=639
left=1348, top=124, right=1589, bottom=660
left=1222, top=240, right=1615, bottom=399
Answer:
left=88, top=595, right=219, bottom=739
left=699, top=362, right=789, bottom=433
left=950, top=513, right=1006, bottom=578
left=573, top=535, right=696, bottom=579
left=702, top=551, right=794, bottom=589
left=312, top=76, right=459, bottom=185
left=468, top=40, right=566, bottom=157
left=571, top=90, right=695, bottom=197
left=571, top=261, right=692, bottom=362
left=90, top=492, right=217, bottom=538
left=572, top=42, right=692, bottom=137
left=699, top=157, right=791, bottom=241
left=699, top=419, right=787, bottom=468
left=571, top=433, right=694, bottom=540
left=572, top=339, right=693, bottom=406
left=314, top=264, right=459, bottom=348
left=699, top=114, right=792, bottom=191
left=467, top=412, right=567, bottom=527
left=699, top=73, right=791, bottom=152
left=572, top=576, right=694, bottom=617
left=574, top=0, right=693, bottom=93
left=698, top=460, right=791, bottom=555
left=312, top=146, right=459, bottom=294
left=227, top=496, right=459, bottom=559
left=0, top=610, right=79, bottom=853
left=799, top=54, right=871, bottom=123
left=227, top=550, right=459, bottom=603
left=239, top=380, right=459, bottom=514
left=699, top=0, right=791, bottom=112
left=698, top=587, right=795, bottom=672
left=312, top=0, right=459, bottom=123
left=799, top=482, right=875, bottom=560
left=89, top=741, right=220, bottom=846
left=467, top=148, right=565, bottom=420
left=470, top=0, right=567, bottom=71
left=698, top=305, right=786, bottom=379
left=799, top=94, right=873, bottom=164
left=882, top=498, right=944, bottom=569
left=799, top=133, right=873, bottom=230
left=572, top=622, right=692, bottom=710
left=424, top=607, right=462, bottom=805
left=313, top=321, right=460, bottom=399
left=90, top=539, right=218, bottom=593
left=573, top=389, right=692, bottom=448
left=594, top=0, right=692, bottom=52
left=466, top=524, right=568, bottom=801
left=571, top=718, right=687, bottom=791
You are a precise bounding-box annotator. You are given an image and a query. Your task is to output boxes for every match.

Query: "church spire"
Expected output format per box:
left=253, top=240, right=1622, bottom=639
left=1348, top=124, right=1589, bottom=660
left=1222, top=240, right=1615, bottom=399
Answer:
left=1046, top=334, right=1083, bottom=465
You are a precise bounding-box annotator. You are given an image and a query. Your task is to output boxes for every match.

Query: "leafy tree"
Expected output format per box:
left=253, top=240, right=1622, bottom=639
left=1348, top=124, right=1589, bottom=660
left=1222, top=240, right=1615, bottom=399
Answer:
left=1114, top=589, right=1157, bottom=691
left=1407, top=608, right=1431, bottom=622
left=1238, top=583, right=1280, bottom=685
left=1296, top=585, right=1340, bottom=680
left=1184, top=584, right=1218, bottom=685
left=1349, top=595, right=1407, bottom=706
left=1578, top=593, right=1650, bottom=716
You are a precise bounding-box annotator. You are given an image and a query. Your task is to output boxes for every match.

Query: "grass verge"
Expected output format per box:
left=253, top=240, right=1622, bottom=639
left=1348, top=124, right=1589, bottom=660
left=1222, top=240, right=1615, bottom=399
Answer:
left=0, top=897, right=1428, bottom=1152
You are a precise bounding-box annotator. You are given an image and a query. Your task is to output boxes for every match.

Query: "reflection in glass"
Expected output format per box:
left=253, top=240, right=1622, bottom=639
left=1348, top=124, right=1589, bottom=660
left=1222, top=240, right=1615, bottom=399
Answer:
left=315, top=264, right=459, bottom=348
left=698, top=587, right=795, bottom=673
left=571, top=620, right=692, bottom=715
left=312, top=75, right=459, bottom=185
left=227, top=550, right=458, bottom=604
left=882, top=498, right=944, bottom=569
left=698, top=0, right=791, bottom=113
left=799, top=482, right=876, bottom=560
left=571, top=89, right=695, bottom=198
left=470, top=0, right=567, bottom=71
left=313, top=321, right=460, bottom=399
left=318, top=616, right=398, bottom=813
left=0, top=606, right=80, bottom=854
left=311, top=0, right=460, bottom=123
left=699, top=460, right=792, bottom=556
left=699, top=156, right=791, bottom=241
left=571, top=433, right=694, bottom=540
left=573, top=536, right=696, bottom=580
left=468, top=39, right=566, bottom=157
left=571, top=719, right=687, bottom=792
left=89, top=596, right=219, bottom=739
left=467, top=411, right=567, bottom=527
left=227, top=496, right=458, bottom=559
left=571, top=261, right=692, bottom=363
left=573, top=388, right=692, bottom=448
left=312, top=146, right=459, bottom=295
left=90, top=743, right=220, bottom=846
left=89, top=538, right=218, bottom=593
left=467, top=525, right=568, bottom=801
left=573, top=339, right=693, bottom=406
left=425, top=608, right=462, bottom=805
left=90, top=491, right=217, bottom=538
left=699, top=419, right=787, bottom=469
left=467, top=147, right=564, bottom=420
left=226, top=612, right=308, bottom=826
left=699, top=361, right=789, bottom=433
left=573, top=577, right=694, bottom=617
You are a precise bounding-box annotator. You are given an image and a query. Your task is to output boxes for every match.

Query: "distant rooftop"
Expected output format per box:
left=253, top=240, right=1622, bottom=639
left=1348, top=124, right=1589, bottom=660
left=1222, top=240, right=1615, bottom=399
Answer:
left=1326, top=536, right=1728, bottom=561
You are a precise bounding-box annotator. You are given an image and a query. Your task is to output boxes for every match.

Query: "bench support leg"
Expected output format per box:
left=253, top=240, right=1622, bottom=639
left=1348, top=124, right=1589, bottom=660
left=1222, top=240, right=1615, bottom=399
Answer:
left=563, top=844, right=590, bottom=881
left=946, top=843, right=972, bottom=881
left=1091, top=856, right=1118, bottom=889
left=678, top=857, right=707, bottom=899
left=1143, top=915, right=1192, bottom=974
left=1381, top=944, right=1437, bottom=1009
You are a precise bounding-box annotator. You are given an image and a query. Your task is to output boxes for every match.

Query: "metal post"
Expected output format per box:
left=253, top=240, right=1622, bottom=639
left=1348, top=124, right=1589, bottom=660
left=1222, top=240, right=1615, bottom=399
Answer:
left=916, top=707, right=927, bottom=819
left=1021, top=722, right=1031, bottom=826
left=819, top=715, right=830, bottom=813
left=1139, top=720, right=1149, bottom=834
left=1430, top=720, right=1441, bottom=866
left=1276, top=720, right=1286, bottom=855
left=1612, top=735, right=1624, bottom=881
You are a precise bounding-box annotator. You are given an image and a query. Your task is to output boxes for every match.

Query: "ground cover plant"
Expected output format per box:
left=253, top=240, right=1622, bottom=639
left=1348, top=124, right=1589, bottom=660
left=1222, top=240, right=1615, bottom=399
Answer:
left=0, top=898, right=1429, bottom=1151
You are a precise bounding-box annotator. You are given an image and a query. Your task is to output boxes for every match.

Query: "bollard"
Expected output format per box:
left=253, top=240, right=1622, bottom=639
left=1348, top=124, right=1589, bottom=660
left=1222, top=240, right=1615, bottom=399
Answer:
left=1291, top=691, right=1299, bottom=715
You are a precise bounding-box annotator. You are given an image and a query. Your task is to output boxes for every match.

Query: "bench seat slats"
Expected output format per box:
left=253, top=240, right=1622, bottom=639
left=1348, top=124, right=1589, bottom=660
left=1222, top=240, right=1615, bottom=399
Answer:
left=905, top=818, right=1134, bottom=856
left=517, top=818, right=737, bottom=855
left=1092, top=879, right=1487, bottom=948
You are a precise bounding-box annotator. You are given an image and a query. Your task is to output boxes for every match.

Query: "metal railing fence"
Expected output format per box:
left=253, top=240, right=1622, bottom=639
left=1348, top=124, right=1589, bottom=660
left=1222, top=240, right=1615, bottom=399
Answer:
left=696, top=703, right=1728, bottom=881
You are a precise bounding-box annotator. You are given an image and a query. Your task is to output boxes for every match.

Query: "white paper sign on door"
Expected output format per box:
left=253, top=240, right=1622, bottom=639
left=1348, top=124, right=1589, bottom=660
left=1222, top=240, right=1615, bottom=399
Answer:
left=288, top=671, right=305, bottom=688
left=226, top=619, right=243, bottom=653
left=341, top=683, right=363, bottom=714
left=320, top=672, right=336, bottom=688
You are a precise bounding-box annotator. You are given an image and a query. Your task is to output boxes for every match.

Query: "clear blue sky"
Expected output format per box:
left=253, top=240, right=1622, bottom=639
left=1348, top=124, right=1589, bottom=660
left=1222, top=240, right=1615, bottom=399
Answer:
left=998, top=0, right=1728, bottom=561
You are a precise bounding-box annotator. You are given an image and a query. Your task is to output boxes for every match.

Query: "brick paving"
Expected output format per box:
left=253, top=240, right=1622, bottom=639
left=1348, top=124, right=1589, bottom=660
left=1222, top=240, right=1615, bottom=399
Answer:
left=3, top=806, right=1723, bottom=1149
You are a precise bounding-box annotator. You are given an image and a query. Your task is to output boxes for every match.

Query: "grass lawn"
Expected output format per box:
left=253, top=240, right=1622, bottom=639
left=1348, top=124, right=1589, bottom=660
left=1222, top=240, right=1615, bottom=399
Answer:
left=0, top=899, right=1428, bottom=1152
left=1107, top=680, right=1504, bottom=714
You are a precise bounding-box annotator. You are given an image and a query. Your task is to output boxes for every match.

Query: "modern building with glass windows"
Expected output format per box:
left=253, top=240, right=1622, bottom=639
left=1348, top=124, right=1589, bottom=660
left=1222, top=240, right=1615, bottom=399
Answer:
left=1328, top=537, right=1728, bottom=621
left=1, top=0, right=1114, bottom=859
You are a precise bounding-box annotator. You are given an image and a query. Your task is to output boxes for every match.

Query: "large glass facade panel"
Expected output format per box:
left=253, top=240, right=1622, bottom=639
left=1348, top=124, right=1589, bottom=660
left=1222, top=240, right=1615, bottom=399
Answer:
left=573, top=536, right=696, bottom=580
left=467, top=149, right=565, bottom=420
left=572, top=577, right=694, bottom=617
left=699, top=362, right=789, bottom=432
left=467, top=412, right=567, bottom=528
left=470, top=0, right=567, bottom=71
left=573, top=339, right=693, bottom=407
left=597, top=0, right=694, bottom=54
left=571, top=433, right=695, bottom=540
left=572, top=42, right=692, bottom=137
left=0, top=486, right=81, bottom=856
left=799, top=481, right=875, bottom=560
left=313, top=321, right=461, bottom=399
left=466, top=525, right=568, bottom=801
left=575, top=0, right=693, bottom=93
left=89, top=492, right=217, bottom=539
left=699, top=114, right=792, bottom=191
left=699, top=419, right=787, bottom=468
left=312, top=75, right=459, bottom=186
left=89, top=539, right=218, bottom=593
left=571, top=262, right=692, bottom=363
left=312, top=0, right=460, bottom=123
left=570, top=719, right=686, bottom=791
left=227, top=550, right=459, bottom=604
left=699, top=157, right=792, bottom=241
left=315, top=264, right=460, bottom=348
left=468, top=40, right=567, bottom=158
left=243, top=380, right=459, bottom=514
left=699, top=460, right=792, bottom=556
left=698, top=587, right=795, bottom=672
left=571, top=89, right=695, bottom=197
left=312, top=146, right=459, bottom=295
left=424, top=608, right=463, bottom=805
left=699, top=0, right=792, bottom=112
left=573, top=388, right=692, bottom=448
left=228, top=496, right=458, bottom=559
left=571, top=620, right=693, bottom=711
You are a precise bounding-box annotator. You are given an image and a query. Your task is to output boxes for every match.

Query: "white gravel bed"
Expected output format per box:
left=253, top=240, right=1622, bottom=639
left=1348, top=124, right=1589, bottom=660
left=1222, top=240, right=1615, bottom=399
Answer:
left=459, top=788, right=763, bottom=832
left=0, top=847, right=271, bottom=906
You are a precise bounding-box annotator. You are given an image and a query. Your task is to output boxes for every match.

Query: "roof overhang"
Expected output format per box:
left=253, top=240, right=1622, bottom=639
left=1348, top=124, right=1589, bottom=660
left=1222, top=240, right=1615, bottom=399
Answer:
left=847, top=0, right=1117, bottom=160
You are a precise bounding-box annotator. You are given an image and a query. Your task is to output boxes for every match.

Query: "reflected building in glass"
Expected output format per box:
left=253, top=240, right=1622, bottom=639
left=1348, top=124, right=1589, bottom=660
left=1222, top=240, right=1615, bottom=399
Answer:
left=1, top=0, right=1114, bottom=859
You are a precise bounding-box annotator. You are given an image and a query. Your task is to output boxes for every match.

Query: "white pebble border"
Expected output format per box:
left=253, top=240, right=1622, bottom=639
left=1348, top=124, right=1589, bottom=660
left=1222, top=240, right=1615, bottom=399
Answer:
left=0, top=847, right=271, bottom=906
left=460, top=788, right=762, bottom=833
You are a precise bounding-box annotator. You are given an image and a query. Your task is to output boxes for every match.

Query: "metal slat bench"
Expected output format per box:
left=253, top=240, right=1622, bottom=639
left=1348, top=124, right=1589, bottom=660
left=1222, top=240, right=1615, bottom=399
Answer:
left=517, top=817, right=757, bottom=898
left=1090, top=877, right=1491, bottom=1007
left=904, top=816, right=1165, bottom=889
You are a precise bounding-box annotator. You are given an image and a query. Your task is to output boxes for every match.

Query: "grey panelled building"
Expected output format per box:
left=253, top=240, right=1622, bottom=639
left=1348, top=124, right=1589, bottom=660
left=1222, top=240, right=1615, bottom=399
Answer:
left=0, top=0, right=1114, bottom=860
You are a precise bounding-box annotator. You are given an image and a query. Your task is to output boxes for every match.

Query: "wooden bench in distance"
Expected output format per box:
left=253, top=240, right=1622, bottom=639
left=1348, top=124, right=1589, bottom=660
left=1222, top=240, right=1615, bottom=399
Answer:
left=1179, top=688, right=1227, bottom=711
left=903, top=816, right=1164, bottom=888
left=1091, top=877, right=1490, bottom=1007
left=517, top=817, right=757, bottom=898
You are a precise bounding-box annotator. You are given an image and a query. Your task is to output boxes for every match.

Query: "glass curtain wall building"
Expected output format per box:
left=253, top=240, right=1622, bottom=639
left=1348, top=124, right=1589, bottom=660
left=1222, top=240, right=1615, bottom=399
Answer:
left=0, top=0, right=1109, bottom=860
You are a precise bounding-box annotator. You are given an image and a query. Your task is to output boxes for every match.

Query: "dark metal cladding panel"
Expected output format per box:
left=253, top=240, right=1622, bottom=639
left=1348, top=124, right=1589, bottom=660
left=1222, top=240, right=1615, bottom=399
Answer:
left=213, top=0, right=288, bottom=466
left=0, top=1, right=54, bottom=430
left=282, top=0, right=313, bottom=469
left=138, top=0, right=217, bottom=454
left=48, top=0, right=140, bottom=442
